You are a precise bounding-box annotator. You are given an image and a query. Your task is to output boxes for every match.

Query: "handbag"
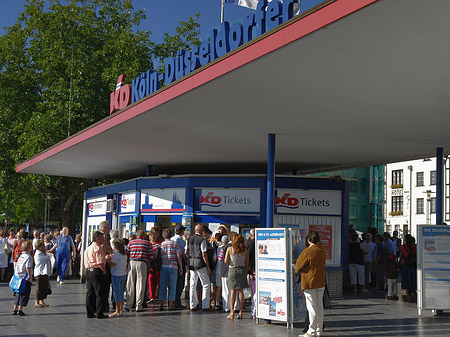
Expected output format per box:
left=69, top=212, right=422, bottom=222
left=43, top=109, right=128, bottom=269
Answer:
left=9, top=274, right=27, bottom=294
left=4, top=241, right=10, bottom=254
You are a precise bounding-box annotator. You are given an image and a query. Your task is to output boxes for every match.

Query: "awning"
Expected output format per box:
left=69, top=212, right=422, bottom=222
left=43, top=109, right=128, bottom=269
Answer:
left=16, top=0, right=450, bottom=180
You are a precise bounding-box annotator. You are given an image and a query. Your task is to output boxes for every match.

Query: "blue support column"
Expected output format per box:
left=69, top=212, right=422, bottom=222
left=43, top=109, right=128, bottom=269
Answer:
left=146, top=165, right=152, bottom=177
left=266, top=134, right=276, bottom=228
left=436, top=147, right=444, bottom=225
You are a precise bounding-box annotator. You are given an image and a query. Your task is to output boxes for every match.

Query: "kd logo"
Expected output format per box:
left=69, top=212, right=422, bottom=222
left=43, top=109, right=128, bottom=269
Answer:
left=110, top=74, right=131, bottom=114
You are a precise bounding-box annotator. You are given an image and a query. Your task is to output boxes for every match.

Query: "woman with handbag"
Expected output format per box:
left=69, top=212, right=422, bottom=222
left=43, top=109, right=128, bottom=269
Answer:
left=12, top=240, right=33, bottom=316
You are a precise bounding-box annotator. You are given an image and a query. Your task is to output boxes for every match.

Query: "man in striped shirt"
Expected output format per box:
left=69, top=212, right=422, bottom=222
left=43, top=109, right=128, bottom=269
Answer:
left=125, top=230, right=153, bottom=312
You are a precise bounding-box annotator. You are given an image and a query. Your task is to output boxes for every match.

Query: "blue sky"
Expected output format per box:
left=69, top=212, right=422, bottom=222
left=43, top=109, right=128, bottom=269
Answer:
left=0, top=0, right=254, bottom=43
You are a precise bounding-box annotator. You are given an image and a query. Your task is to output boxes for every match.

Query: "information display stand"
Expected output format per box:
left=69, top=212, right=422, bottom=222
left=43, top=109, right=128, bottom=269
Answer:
left=255, top=228, right=307, bottom=328
left=417, top=225, right=450, bottom=315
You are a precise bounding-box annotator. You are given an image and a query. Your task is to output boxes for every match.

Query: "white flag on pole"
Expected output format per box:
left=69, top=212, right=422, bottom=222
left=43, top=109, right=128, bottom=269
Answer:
left=225, top=0, right=258, bottom=10
left=224, top=0, right=301, bottom=15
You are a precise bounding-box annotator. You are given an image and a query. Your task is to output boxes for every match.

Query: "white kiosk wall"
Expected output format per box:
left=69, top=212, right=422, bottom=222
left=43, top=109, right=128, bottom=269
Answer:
left=274, top=215, right=341, bottom=267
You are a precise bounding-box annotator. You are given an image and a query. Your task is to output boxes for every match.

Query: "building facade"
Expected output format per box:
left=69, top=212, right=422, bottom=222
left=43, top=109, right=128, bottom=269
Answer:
left=385, top=158, right=440, bottom=240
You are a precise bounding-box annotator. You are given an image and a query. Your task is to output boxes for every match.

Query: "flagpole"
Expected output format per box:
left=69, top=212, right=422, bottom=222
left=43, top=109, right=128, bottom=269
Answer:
left=221, top=0, right=224, bottom=23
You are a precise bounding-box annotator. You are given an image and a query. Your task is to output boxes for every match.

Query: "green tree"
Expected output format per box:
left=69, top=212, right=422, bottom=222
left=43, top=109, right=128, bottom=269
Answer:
left=0, top=0, right=201, bottom=233
left=151, top=13, right=201, bottom=73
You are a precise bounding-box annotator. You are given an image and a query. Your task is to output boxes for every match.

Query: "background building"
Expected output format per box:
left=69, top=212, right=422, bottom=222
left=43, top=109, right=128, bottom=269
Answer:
left=311, top=166, right=385, bottom=234
left=385, top=158, right=441, bottom=240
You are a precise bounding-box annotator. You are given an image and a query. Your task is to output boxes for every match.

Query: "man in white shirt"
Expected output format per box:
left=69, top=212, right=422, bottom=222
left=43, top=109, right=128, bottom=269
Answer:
left=361, top=233, right=375, bottom=290
left=185, top=224, right=212, bottom=310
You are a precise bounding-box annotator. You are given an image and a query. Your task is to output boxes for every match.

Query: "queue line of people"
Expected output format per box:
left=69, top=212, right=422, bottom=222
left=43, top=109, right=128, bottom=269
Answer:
left=348, top=227, right=417, bottom=302
left=84, top=221, right=255, bottom=321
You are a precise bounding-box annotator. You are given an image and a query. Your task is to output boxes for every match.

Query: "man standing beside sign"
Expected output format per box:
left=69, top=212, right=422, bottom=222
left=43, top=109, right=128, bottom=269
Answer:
left=295, top=230, right=326, bottom=337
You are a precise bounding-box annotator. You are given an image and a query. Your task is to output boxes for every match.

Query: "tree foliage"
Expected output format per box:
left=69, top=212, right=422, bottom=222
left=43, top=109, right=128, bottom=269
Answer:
left=0, top=0, right=201, bottom=232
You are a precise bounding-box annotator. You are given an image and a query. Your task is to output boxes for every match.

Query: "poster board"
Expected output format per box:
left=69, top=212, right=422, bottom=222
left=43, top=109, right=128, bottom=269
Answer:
left=289, top=228, right=308, bottom=323
left=256, top=228, right=289, bottom=322
left=417, top=225, right=450, bottom=314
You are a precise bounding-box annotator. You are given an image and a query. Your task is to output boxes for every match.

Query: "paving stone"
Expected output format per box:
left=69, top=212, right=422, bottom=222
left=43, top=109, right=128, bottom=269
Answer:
left=1, top=279, right=449, bottom=337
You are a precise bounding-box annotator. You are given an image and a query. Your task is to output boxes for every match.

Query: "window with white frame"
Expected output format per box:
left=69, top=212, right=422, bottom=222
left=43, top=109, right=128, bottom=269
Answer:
left=431, top=197, right=436, bottom=214
left=416, top=172, right=424, bottom=186
left=392, top=169, right=403, bottom=186
left=392, top=196, right=403, bottom=213
left=417, top=198, right=424, bottom=214
left=430, top=170, right=437, bottom=185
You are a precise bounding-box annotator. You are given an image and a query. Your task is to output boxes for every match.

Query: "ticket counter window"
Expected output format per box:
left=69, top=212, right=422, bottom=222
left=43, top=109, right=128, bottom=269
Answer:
left=153, top=215, right=181, bottom=240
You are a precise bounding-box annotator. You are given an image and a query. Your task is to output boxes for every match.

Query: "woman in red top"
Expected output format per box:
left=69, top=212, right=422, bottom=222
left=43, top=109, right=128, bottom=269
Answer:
left=148, top=229, right=162, bottom=303
left=399, top=234, right=417, bottom=302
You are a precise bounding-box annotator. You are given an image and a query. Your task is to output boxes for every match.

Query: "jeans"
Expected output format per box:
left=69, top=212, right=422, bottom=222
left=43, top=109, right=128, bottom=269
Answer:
left=175, top=264, right=186, bottom=307
left=304, top=287, right=325, bottom=336
left=159, top=267, right=178, bottom=301
left=111, top=274, right=127, bottom=303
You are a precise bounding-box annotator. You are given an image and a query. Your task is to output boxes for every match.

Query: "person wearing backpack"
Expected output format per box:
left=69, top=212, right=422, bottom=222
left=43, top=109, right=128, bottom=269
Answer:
left=13, top=231, right=29, bottom=267
left=399, top=234, right=417, bottom=302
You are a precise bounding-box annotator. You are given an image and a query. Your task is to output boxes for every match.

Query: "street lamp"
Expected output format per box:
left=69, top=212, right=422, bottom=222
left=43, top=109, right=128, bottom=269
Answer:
left=423, top=190, right=435, bottom=225
left=408, top=165, right=413, bottom=234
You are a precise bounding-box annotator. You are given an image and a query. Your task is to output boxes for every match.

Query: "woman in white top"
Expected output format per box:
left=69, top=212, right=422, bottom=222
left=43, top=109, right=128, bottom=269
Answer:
left=0, top=230, right=9, bottom=281
left=13, top=241, right=33, bottom=316
left=107, top=239, right=128, bottom=317
left=34, top=240, right=51, bottom=308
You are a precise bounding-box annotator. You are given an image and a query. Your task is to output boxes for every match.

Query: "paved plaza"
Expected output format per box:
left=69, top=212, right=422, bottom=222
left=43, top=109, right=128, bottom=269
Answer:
left=0, top=278, right=449, bottom=337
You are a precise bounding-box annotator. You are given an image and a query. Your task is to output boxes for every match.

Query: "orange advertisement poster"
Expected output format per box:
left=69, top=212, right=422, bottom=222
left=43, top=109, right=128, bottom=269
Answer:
left=309, top=225, right=332, bottom=260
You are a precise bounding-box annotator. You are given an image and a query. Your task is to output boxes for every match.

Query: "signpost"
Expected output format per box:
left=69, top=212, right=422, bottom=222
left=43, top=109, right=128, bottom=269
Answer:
left=417, top=225, right=450, bottom=315
left=255, top=228, right=307, bottom=328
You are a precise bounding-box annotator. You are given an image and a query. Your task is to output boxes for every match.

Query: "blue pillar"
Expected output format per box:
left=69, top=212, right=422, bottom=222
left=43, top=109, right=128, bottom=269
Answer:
left=436, top=147, right=444, bottom=225
left=146, top=165, right=152, bottom=177
left=266, top=134, right=276, bottom=228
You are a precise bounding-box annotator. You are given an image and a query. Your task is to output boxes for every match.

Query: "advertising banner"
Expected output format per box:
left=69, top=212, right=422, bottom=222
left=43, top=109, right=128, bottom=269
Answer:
left=275, top=189, right=341, bottom=215
left=290, top=229, right=308, bottom=322
left=141, top=188, right=186, bottom=212
left=418, top=225, right=450, bottom=312
left=309, top=224, right=333, bottom=260
left=195, top=188, right=260, bottom=213
left=87, top=196, right=107, bottom=217
left=120, top=192, right=137, bottom=214
left=256, top=229, right=288, bottom=322
left=87, top=200, right=107, bottom=216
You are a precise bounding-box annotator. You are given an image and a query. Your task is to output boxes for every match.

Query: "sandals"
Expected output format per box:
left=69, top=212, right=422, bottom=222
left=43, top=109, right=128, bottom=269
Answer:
left=168, top=306, right=176, bottom=311
left=159, top=304, right=164, bottom=311
left=237, top=312, right=243, bottom=319
left=12, top=310, right=17, bottom=315
left=227, top=313, right=234, bottom=320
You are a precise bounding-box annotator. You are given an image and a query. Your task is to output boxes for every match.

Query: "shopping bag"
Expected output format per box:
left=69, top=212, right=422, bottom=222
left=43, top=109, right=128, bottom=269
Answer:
left=9, top=274, right=26, bottom=293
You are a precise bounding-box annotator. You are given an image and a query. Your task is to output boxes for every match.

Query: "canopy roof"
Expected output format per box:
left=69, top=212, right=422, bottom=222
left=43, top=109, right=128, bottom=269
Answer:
left=17, top=0, right=450, bottom=180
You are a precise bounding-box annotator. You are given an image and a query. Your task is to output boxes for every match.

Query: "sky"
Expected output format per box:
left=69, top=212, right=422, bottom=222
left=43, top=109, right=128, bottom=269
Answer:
left=0, top=0, right=255, bottom=43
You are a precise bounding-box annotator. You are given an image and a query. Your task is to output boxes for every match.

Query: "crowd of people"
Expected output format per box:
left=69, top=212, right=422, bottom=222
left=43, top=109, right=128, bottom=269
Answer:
left=348, top=226, right=417, bottom=302
left=1, top=227, right=82, bottom=316
left=83, top=221, right=257, bottom=320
